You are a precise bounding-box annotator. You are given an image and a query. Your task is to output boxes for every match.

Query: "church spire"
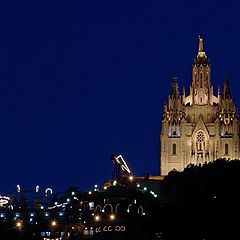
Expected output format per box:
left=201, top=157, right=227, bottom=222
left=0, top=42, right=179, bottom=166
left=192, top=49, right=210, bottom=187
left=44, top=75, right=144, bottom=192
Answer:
left=170, top=77, right=179, bottom=99
left=197, top=35, right=207, bottom=59
left=223, top=77, right=232, bottom=99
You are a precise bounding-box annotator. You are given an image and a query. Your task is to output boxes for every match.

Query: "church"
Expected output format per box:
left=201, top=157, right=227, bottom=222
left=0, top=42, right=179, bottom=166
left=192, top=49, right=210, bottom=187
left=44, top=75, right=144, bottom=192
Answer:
left=160, top=37, right=240, bottom=176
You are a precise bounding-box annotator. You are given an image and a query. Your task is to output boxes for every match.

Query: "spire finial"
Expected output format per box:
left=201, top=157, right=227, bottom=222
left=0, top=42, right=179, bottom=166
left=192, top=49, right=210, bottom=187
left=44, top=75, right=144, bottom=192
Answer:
left=197, top=35, right=207, bottom=59
left=198, top=35, right=204, bottom=52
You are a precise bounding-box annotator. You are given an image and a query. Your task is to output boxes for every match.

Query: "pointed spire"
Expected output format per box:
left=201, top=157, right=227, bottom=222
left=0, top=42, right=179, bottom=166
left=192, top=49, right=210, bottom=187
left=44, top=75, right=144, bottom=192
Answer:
left=223, top=76, right=232, bottom=99
left=218, top=86, right=220, bottom=96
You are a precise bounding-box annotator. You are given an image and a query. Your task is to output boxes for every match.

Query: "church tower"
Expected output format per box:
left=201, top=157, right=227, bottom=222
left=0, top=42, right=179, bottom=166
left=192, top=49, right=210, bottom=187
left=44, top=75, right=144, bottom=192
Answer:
left=160, top=36, right=240, bottom=176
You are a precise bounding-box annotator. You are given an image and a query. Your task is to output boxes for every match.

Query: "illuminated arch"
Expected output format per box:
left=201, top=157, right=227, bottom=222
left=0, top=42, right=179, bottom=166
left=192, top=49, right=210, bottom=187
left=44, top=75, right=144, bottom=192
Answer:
left=45, top=188, right=53, bottom=196
left=115, top=203, right=120, bottom=213
left=138, top=205, right=144, bottom=215
left=103, top=204, right=113, bottom=213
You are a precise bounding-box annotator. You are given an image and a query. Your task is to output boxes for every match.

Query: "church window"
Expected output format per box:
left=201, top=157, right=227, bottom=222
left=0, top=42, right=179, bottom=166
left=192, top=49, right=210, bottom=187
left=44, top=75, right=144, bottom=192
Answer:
left=200, top=97, right=203, bottom=103
left=225, top=143, right=228, bottom=155
left=200, top=72, right=203, bottom=87
left=196, top=131, right=205, bottom=151
left=172, top=143, right=176, bottom=155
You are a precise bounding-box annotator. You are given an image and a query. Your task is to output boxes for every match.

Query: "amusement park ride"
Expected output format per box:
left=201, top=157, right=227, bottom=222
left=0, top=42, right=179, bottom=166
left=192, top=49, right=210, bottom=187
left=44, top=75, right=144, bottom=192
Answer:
left=110, top=154, right=134, bottom=185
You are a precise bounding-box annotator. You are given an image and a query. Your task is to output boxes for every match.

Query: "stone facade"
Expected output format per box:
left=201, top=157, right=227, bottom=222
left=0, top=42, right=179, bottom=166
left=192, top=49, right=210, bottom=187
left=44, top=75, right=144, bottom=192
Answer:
left=160, top=37, right=240, bottom=176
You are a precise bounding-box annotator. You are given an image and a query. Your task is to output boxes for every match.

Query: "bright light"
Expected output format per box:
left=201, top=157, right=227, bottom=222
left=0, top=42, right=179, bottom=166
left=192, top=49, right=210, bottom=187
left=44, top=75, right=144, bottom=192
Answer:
left=110, top=214, right=115, bottom=220
left=94, top=184, right=98, bottom=188
left=95, top=215, right=100, bottom=221
left=51, top=221, right=57, bottom=227
left=0, top=196, right=10, bottom=207
left=16, top=221, right=22, bottom=229
left=129, top=175, right=134, bottom=181
left=113, top=180, right=117, bottom=186
left=88, top=191, right=92, bottom=195
left=104, top=186, right=107, bottom=190
left=115, top=155, right=131, bottom=174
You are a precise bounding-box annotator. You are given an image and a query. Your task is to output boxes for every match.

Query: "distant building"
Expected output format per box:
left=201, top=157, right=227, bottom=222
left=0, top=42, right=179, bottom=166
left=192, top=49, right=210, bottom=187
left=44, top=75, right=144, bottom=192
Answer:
left=161, top=36, right=240, bottom=175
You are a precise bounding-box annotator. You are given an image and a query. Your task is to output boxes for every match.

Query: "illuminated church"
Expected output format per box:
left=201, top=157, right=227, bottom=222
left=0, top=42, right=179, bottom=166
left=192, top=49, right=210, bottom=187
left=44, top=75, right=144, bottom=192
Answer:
left=160, top=37, right=240, bottom=175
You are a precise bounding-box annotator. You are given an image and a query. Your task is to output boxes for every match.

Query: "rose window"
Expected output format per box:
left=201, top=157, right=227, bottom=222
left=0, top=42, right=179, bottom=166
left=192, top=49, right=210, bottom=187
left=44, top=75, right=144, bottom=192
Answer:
left=196, top=131, right=205, bottom=142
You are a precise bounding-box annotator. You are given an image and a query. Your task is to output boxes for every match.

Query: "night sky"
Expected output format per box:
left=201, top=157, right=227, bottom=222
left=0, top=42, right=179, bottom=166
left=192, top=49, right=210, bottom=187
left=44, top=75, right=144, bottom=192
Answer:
left=0, top=1, right=240, bottom=193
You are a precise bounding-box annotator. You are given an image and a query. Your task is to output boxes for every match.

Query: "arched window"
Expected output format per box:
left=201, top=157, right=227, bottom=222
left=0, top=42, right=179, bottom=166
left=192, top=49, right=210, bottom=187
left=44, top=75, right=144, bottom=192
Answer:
left=172, top=143, right=176, bottom=155
left=196, top=131, right=205, bottom=151
left=225, top=143, right=229, bottom=155
left=200, top=72, right=203, bottom=87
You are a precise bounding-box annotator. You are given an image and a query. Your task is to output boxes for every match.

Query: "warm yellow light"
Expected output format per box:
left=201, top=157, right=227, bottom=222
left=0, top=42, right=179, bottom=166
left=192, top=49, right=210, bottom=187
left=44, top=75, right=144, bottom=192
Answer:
left=113, top=180, right=117, bottom=186
left=16, top=222, right=22, bottom=228
left=129, top=175, right=133, bottom=181
left=95, top=215, right=100, bottom=221
left=51, top=221, right=57, bottom=227
left=110, top=214, right=115, bottom=220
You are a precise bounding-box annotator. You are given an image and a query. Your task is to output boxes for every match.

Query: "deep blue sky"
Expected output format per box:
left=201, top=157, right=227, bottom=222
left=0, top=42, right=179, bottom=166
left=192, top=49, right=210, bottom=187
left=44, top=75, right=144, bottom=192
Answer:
left=0, top=0, right=240, bottom=193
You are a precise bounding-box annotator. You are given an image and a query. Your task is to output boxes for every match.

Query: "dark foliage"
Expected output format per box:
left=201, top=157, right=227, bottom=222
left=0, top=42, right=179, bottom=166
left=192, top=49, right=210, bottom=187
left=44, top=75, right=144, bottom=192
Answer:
left=158, top=158, right=240, bottom=239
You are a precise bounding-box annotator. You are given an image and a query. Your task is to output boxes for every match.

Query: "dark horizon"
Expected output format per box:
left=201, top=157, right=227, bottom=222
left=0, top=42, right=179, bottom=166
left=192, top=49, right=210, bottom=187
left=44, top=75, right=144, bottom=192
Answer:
left=0, top=1, right=240, bottom=193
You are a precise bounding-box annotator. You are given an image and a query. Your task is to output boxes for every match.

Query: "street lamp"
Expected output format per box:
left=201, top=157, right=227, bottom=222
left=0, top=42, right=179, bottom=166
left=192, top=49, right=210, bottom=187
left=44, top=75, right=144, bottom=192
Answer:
left=51, top=220, right=57, bottom=239
left=95, top=215, right=100, bottom=221
left=51, top=220, right=57, bottom=227
left=109, top=214, right=115, bottom=221
left=16, top=221, right=22, bottom=230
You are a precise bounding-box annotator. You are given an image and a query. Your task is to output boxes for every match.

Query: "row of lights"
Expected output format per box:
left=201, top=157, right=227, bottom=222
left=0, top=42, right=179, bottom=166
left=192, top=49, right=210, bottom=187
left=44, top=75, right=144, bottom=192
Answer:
left=16, top=220, right=58, bottom=230
left=94, top=214, right=115, bottom=222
